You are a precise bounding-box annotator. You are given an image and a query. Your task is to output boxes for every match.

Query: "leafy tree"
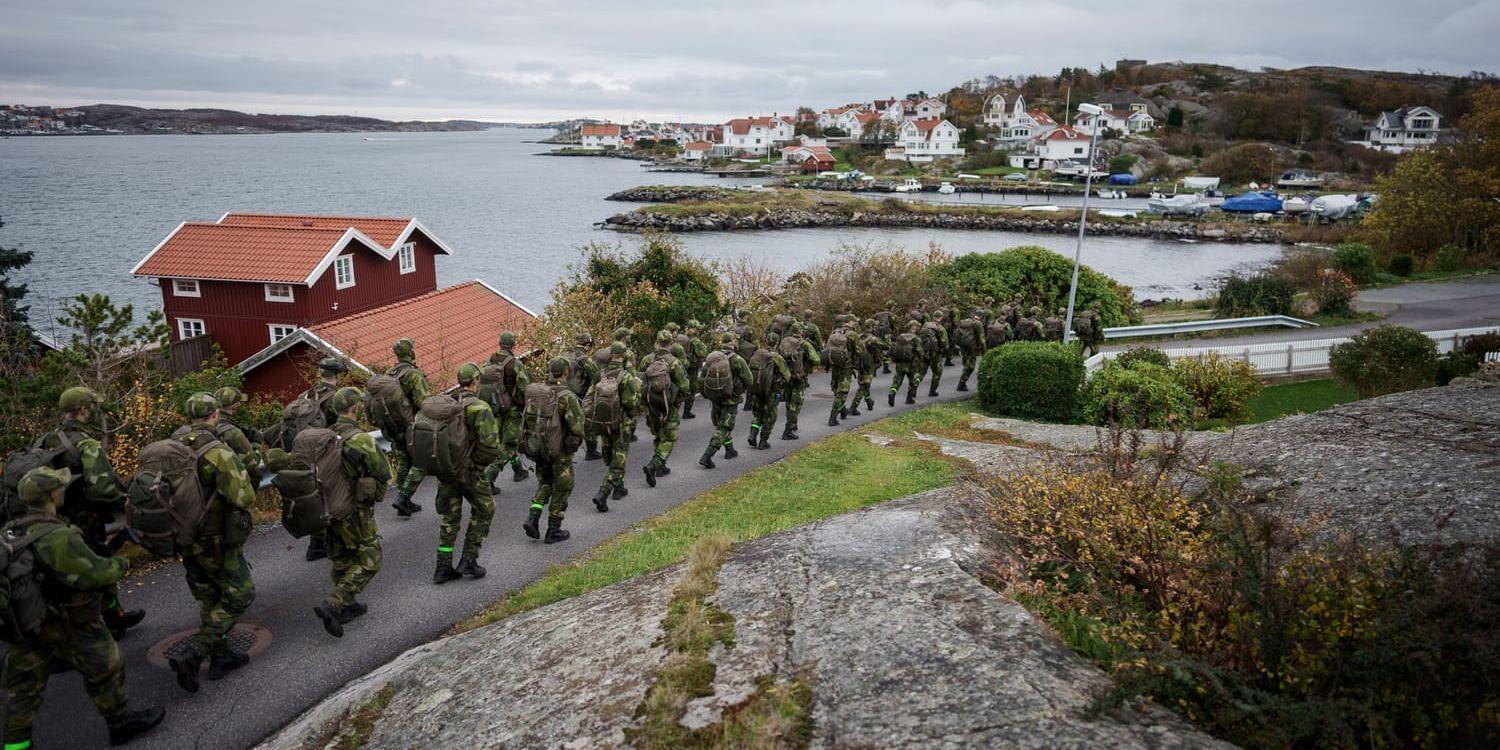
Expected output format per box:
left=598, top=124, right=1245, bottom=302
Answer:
left=1201, top=143, right=1279, bottom=184
left=1108, top=154, right=1138, bottom=174
left=1, top=216, right=36, bottom=369
left=1166, top=105, right=1185, bottom=130
left=560, top=233, right=723, bottom=357
left=929, top=246, right=1138, bottom=327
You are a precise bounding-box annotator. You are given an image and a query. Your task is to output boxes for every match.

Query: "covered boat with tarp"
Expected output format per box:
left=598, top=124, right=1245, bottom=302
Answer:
left=1220, top=191, right=1283, bottom=213
left=1147, top=194, right=1210, bottom=216
left=1107, top=173, right=1137, bottom=185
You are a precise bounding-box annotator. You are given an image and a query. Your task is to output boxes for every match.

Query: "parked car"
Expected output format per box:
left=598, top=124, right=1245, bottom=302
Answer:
left=1001, top=173, right=1027, bottom=183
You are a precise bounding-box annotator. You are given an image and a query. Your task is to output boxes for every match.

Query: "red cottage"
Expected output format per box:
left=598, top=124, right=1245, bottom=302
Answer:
left=131, top=213, right=454, bottom=367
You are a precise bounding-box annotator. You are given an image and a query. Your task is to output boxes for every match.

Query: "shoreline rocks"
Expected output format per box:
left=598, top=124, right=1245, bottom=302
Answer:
left=605, top=185, right=732, bottom=203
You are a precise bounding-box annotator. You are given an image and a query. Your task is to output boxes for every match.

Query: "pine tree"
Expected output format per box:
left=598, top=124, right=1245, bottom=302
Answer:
left=0, top=216, right=36, bottom=367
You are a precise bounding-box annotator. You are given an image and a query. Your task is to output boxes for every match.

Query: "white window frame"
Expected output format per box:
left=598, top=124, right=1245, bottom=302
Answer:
left=172, top=279, right=200, bottom=298
left=398, top=242, right=416, bottom=274
left=334, top=254, right=356, bottom=289
left=177, top=317, right=205, bottom=340
left=267, top=324, right=298, bottom=345
left=264, top=283, right=295, bottom=303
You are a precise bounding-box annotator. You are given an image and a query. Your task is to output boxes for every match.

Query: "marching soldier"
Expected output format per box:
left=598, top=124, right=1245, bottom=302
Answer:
left=745, top=332, right=791, bottom=450
left=640, top=331, right=690, bottom=487
left=698, top=332, right=752, bottom=470
left=676, top=321, right=708, bottom=421
left=955, top=310, right=986, bottom=392
left=296, top=357, right=345, bottom=562
left=564, top=332, right=601, bottom=461
left=522, top=358, right=584, bottom=544
left=484, top=332, right=531, bottom=488
left=212, top=387, right=265, bottom=486
left=434, top=364, right=503, bottom=585
left=889, top=321, right=925, bottom=406
left=920, top=311, right=949, bottom=397
left=386, top=339, right=429, bottom=516
left=310, top=387, right=389, bottom=638
left=776, top=323, right=820, bottom=441
left=825, top=322, right=859, bottom=427
left=585, top=342, right=641, bottom=511
left=852, top=318, right=886, bottom=414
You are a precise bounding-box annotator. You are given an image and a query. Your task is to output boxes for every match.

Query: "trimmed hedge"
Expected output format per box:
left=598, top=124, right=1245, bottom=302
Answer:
left=1329, top=324, right=1439, bottom=398
left=1171, top=353, right=1262, bottom=421
left=1114, top=346, right=1172, bottom=370
left=930, top=247, right=1138, bottom=327
left=1215, top=273, right=1295, bottom=317
left=978, top=341, right=1085, bottom=422
left=1081, top=363, right=1196, bottom=429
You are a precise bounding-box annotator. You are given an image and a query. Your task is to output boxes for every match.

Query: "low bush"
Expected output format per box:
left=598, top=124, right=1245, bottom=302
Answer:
left=1268, top=246, right=1332, bottom=292
left=1214, top=273, right=1295, bottom=317
left=977, top=342, right=1084, bottom=422
left=1171, top=352, right=1262, bottom=422
left=1332, top=242, right=1380, bottom=284
left=1312, top=268, right=1357, bottom=316
left=930, top=247, right=1139, bottom=327
left=1113, top=347, right=1171, bottom=370
left=1388, top=253, right=1415, bottom=277
left=1329, top=324, right=1439, bottom=398
left=1081, top=363, right=1195, bottom=429
left=1435, top=332, right=1500, bottom=385
left=1434, top=245, right=1465, bottom=272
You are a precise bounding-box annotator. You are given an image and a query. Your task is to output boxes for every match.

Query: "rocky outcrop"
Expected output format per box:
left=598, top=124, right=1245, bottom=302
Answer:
left=605, top=185, right=733, bottom=203
left=604, top=207, right=1285, bottom=243
left=261, top=486, right=1231, bottom=749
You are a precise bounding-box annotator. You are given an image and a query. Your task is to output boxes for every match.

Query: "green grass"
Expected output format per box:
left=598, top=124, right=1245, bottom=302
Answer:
left=1245, top=379, right=1357, bottom=423
left=970, top=165, right=1026, bottom=176
left=452, top=404, right=966, bottom=634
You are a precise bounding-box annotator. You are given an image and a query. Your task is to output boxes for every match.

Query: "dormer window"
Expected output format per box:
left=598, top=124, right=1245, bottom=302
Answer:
left=265, top=283, right=295, bottom=302
left=399, top=242, right=416, bottom=274
left=173, top=279, right=200, bottom=298
left=334, top=255, right=355, bottom=289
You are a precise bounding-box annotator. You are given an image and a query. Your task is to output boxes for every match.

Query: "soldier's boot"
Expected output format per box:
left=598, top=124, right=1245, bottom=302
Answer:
left=337, top=601, right=368, bottom=624
left=314, top=603, right=344, bottom=638
left=168, top=650, right=203, bottom=694
left=585, top=441, right=602, bottom=461
left=394, top=491, right=421, bottom=518
left=489, top=481, right=503, bottom=497
left=305, top=533, right=329, bottom=562
left=642, top=461, right=657, bottom=488
left=827, top=413, right=839, bottom=427
left=592, top=486, right=611, bottom=513
left=781, top=428, right=798, bottom=441
left=511, top=460, right=530, bottom=483
left=106, top=602, right=146, bottom=639
left=682, top=399, right=696, bottom=420
left=108, top=706, right=166, bottom=746
left=742, top=401, right=753, bottom=412
left=656, top=462, right=671, bottom=477
left=905, top=393, right=917, bottom=404
left=927, top=384, right=939, bottom=397
left=207, top=648, right=249, bottom=680
left=757, top=429, right=773, bottom=449
left=456, top=556, right=487, bottom=579
left=544, top=516, right=571, bottom=544
left=723, top=444, right=739, bottom=460
left=612, top=484, right=629, bottom=500
left=888, top=390, right=896, bottom=407
left=433, top=561, right=462, bottom=585
left=699, top=449, right=716, bottom=470
left=523, top=506, right=543, bottom=539
left=847, top=403, right=860, bottom=417
left=957, top=381, right=970, bottom=392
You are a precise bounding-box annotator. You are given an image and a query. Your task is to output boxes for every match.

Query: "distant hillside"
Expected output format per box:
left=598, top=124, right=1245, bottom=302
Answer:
left=71, top=104, right=495, bottom=134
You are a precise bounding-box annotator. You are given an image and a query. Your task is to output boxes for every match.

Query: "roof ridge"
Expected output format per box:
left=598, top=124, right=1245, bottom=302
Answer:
left=188, top=221, right=352, bottom=233
left=311, top=280, right=480, bottom=330
left=223, top=212, right=413, bottom=223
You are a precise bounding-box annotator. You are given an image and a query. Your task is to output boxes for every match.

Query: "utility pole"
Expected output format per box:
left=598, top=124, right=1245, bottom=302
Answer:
left=1063, top=104, right=1104, bottom=348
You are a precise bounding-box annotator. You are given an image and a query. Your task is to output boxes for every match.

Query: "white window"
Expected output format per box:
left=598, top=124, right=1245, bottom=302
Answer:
left=172, top=279, right=200, bottom=298
left=398, top=242, right=416, bottom=274
left=334, top=255, right=355, bottom=289
left=264, top=283, right=295, bottom=302
left=268, top=324, right=298, bottom=344
left=177, top=318, right=205, bottom=340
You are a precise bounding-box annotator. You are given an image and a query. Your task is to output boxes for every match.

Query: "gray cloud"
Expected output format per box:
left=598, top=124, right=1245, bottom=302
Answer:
left=2, top=0, right=1495, bottom=122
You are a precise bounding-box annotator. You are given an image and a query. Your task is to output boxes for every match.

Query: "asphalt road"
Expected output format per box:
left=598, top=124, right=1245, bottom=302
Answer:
left=19, top=363, right=974, bottom=750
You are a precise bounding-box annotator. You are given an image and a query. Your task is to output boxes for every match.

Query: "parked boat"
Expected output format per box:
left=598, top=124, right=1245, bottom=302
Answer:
left=1147, top=194, right=1210, bottom=216
left=1021, top=204, right=1061, bottom=212
left=1282, top=196, right=1311, bottom=214
left=1277, top=170, right=1324, bottom=189
left=1310, top=194, right=1361, bottom=220
left=893, top=179, right=923, bottom=193
left=1107, top=173, right=1138, bottom=186
left=937, top=182, right=957, bottom=194
left=1221, top=191, right=1284, bottom=214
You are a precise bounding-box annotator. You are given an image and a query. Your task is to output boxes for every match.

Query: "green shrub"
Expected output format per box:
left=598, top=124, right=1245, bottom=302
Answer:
left=1331, top=243, right=1379, bottom=284
left=1329, top=324, right=1439, bottom=398
left=1214, top=273, right=1295, bottom=317
left=1436, top=332, right=1500, bottom=385
left=930, top=247, right=1138, bottom=328
left=1114, top=347, right=1172, bottom=370
left=1081, top=363, right=1195, bottom=429
left=1434, top=245, right=1465, bottom=272
left=1312, top=268, right=1356, bottom=316
left=1388, top=254, right=1415, bottom=276
left=978, top=342, right=1085, bottom=422
left=1170, top=353, right=1262, bottom=421
left=1108, top=154, right=1139, bottom=175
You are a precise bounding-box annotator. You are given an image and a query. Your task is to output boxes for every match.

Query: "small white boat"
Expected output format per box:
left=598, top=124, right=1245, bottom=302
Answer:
left=1021, top=204, right=1061, bottom=212
left=1277, top=170, right=1324, bottom=189
left=1147, top=194, right=1210, bottom=217
left=937, top=182, right=957, bottom=194
left=1311, top=194, right=1360, bottom=220
left=957, top=173, right=982, bottom=180
left=1098, top=209, right=1138, bottom=218
left=1282, top=196, right=1310, bottom=214
left=893, top=179, right=923, bottom=193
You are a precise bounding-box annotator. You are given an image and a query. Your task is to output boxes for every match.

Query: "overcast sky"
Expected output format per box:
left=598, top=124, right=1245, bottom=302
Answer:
left=3, top=1, right=1495, bottom=123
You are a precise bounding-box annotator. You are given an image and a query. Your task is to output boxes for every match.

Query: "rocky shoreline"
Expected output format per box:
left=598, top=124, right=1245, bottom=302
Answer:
left=790, top=178, right=1152, bottom=198
left=604, top=206, right=1286, bottom=242
left=605, top=185, right=733, bottom=202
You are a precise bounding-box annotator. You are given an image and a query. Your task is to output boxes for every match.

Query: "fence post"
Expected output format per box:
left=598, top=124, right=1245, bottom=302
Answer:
left=1286, top=343, right=1294, bottom=375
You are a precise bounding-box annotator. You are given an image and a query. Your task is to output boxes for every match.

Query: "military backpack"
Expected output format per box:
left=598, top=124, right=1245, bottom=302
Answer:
left=920, top=322, right=944, bottom=358
left=275, top=427, right=355, bottom=538
left=409, top=394, right=472, bottom=481
left=367, top=362, right=416, bottom=437
left=479, top=354, right=520, bottom=411
left=825, top=331, right=851, bottom=370
left=747, top=349, right=777, bottom=399
left=769, top=313, right=794, bottom=336
left=126, top=437, right=216, bottom=556
left=643, top=353, right=678, bottom=413
left=0, top=432, right=77, bottom=523
left=566, top=348, right=592, bottom=397
left=700, top=350, right=737, bottom=403
left=955, top=318, right=981, bottom=350
left=874, top=310, right=894, bottom=337
left=584, top=371, right=625, bottom=436
left=520, top=382, right=566, bottom=462
left=778, top=335, right=807, bottom=380
left=0, top=516, right=58, bottom=644
left=985, top=321, right=1011, bottom=349
left=271, top=397, right=327, bottom=451
left=891, top=332, right=918, bottom=364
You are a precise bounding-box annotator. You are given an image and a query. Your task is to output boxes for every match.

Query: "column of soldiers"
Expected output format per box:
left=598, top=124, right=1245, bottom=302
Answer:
left=0, top=294, right=1107, bottom=746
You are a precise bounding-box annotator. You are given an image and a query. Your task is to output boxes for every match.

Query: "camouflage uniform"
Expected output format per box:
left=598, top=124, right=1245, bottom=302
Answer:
left=528, top=369, right=585, bottom=526
left=920, top=314, right=949, bottom=396
left=826, top=325, right=860, bottom=425
left=676, top=322, right=709, bottom=420
left=176, top=418, right=258, bottom=663
left=746, top=335, right=791, bottom=447
left=386, top=351, right=431, bottom=505
left=484, top=337, right=531, bottom=485
left=874, top=302, right=897, bottom=373
left=565, top=335, right=601, bottom=459
left=798, top=316, right=825, bottom=359
left=436, top=375, right=502, bottom=573
left=735, top=326, right=758, bottom=412
left=955, top=313, right=986, bottom=391
left=298, top=374, right=342, bottom=561
left=778, top=326, right=821, bottom=438
left=2, top=468, right=158, bottom=747
left=889, top=322, right=926, bottom=404
left=587, top=347, right=641, bottom=500
left=640, top=338, right=690, bottom=477
left=326, top=410, right=389, bottom=611
left=701, top=335, right=753, bottom=465
left=1044, top=308, right=1065, bottom=342
left=214, top=386, right=266, bottom=486
left=853, top=320, right=886, bottom=413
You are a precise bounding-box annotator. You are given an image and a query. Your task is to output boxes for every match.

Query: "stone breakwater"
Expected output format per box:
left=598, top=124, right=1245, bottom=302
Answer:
left=605, top=185, right=732, bottom=202
left=604, top=206, right=1286, bottom=243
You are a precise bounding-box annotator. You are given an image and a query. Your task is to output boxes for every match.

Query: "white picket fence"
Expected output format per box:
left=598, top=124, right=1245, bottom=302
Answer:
left=1085, top=326, right=1500, bottom=377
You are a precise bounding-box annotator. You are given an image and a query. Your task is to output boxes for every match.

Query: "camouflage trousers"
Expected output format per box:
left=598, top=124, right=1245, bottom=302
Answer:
left=436, top=467, right=494, bottom=563
left=682, top=374, right=702, bottom=415
left=959, top=351, right=979, bottom=388
left=182, top=540, right=256, bottom=657
left=646, top=407, right=680, bottom=467
left=783, top=379, right=808, bottom=432
left=3, top=617, right=129, bottom=744
left=890, top=362, right=923, bottom=399
left=326, top=505, right=382, bottom=608
left=925, top=358, right=943, bottom=392
left=829, top=368, right=852, bottom=420
left=707, top=396, right=740, bottom=453
left=485, top=407, right=526, bottom=483
left=531, top=457, right=575, bottom=520
left=387, top=437, right=426, bottom=497
left=748, top=394, right=780, bottom=443
left=852, top=369, right=874, bottom=409
left=594, top=427, right=630, bottom=490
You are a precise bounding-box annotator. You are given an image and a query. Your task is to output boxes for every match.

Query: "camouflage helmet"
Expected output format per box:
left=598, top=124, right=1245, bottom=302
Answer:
left=393, top=338, right=416, bottom=361
left=718, top=332, right=735, bottom=346
left=841, top=301, right=853, bottom=311
left=548, top=356, right=570, bottom=378
left=907, top=320, right=920, bottom=332
left=985, top=296, right=995, bottom=305
left=499, top=331, right=517, bottom=348
left=613, top=327, right=632, bottom=341
left=610, top=341, right=628, bottom=357
left=213, top=386, right=244, bottom=409
left=665, top=322, right=681, bottom=333
left=184, top=392, right=220, bottom=419
left=885, top=299, right=896, bottom=309
left=456, top=362, right=482, bottom=385
left=933, top=309, right=945, bottom=320
left=765, top=331, right=780, bottom=346
left=687, top=319, right=703, bottom=331
left=330, top=387, right=364, bottom=413
left=863, top=318, right=876, bottom=328
left=318, top=357, right=348, bottom=376
left=575, top=331, right=594, bottom=346
left=58, top=386, right=100, bottom=412
left=656, top=330, right=674, bottom=346
left=918, top=298, right=930, bottom=307
left=670, top=343, right=686, bottom=358
left=18, top=467, right=73, bottom=506
left=264, top=448, right=292, bottom=473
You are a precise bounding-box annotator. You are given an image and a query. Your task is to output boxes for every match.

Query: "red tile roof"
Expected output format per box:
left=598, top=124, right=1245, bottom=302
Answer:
left=1028, top=109, right=1057, bottom=125
left=683, top=141, right=713, bottom=151
left=1043, top=127, right=1089, bottom=141
left=908, top=117, right=944, bottom=133
left=131, top=223, right=387, bottom=284
left=855, top=111, right=883, bottom=124
left=217, top=212, right=417, bottom=249
left=308, top=280, right=535, bottom=386
left=580, top=123, right=622, bottom=137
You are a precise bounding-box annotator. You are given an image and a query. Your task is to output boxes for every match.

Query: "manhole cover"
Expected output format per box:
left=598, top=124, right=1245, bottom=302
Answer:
left=146, top=623, right=273, bottom=668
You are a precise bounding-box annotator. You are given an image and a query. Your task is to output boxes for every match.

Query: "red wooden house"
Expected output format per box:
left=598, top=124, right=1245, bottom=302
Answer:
left=131, top=213, right=454, bottom=368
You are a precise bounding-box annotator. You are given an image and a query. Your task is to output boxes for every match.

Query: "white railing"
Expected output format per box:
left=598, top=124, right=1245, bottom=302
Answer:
left=1103, top=315, right=1318, bottom=339
left=1085, top=326, right=1500, bottom=377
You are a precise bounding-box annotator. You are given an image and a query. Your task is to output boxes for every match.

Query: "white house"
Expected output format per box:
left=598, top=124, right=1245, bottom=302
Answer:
left=894, top=118, right=965, bottom=162
left=983, top=92, right=1026, bottom=129
left=717, top=115, right=795, bottom=156
left=1008, top=127, right=1094, bottom=169
left=1357, top=106, right=1442, bottom=153
left=579, top=123, right=623, bottom=149
left=682, top=141, right=712, bottom=161
left=817, top=105, right=864, bottom=132
left=903, top=97, right=947, bottom=120
left=1075, top=107, right=1155, bottom=136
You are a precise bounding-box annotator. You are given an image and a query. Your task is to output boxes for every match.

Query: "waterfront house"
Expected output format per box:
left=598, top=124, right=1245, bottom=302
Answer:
left=579, top=123, right=623, bottom=149
left=1355, top=106, right=1442, bottom=153
left=682, top=141, right=713, bottom=161
left=781, top=145, right=837, bottom=172
left=132, top=213, right=455, bottom=372
left=236, top=280, right=535, bottom=400
left=1008, top=127, right=1093, bottom=169
left=894, top=118, right=965, bottom=162
left=717, top=115, right=795, bottom=157
left=982, top=91, right=1026, bottom=129
left=817, top=104, right=866, bottom=132
left=1075, top=107, right=1155, bottom=136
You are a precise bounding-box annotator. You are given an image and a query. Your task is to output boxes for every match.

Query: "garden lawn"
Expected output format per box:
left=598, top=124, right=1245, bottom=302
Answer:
left=1246, top=379, right=1357, bottom=423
